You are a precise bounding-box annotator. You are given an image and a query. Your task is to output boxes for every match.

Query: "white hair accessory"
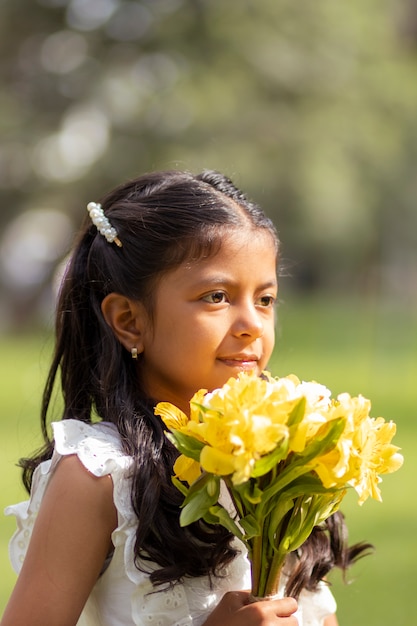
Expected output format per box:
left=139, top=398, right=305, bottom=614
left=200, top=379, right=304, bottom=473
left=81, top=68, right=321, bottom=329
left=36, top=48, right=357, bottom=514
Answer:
left=87, top=201, right=122, bottom=247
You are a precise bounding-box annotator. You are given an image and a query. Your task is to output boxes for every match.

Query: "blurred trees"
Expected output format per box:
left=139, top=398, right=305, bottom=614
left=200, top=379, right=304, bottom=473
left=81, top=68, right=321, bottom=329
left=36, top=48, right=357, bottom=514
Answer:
left=0, top=0, right=416, bottom=329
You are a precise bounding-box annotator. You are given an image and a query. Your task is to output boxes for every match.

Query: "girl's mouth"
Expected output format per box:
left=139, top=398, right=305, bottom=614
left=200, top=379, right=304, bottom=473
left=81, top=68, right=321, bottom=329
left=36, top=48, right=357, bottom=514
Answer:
left=218, top=356, right=259, bottom=370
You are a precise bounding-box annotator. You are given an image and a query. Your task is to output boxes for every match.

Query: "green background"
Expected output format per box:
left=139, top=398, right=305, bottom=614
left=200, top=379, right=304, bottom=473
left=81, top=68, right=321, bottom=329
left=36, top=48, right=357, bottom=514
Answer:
left=1, top=295, right=415, bottom=625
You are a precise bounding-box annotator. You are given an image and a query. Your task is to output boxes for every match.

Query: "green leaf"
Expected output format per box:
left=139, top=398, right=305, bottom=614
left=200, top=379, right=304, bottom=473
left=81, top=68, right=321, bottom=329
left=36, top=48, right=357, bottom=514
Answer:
left=251, top=438, right=289, bottom=478
left=282, top=498, right=323, bottom=552
left=206, top=475, right=220, bottom=497
left=276, top=474, right=331, bottom=498
left=267, top=496, right=296, bottom=547
left=179, top=473, right=221, bottom=526
left=189, top=401, right=221, bottom=418
left=260, top=464, right=313, bottom=503
left=201, top=509, right=221, bottom=525
left=260, top=417, right=347, bottom=502
left=268, top=489, right=346, bottom=555
left=208, top=505, right=246, bottom=542
left=185, top=471, right=220, bottom=500
left=167, top=430, right=205, bottom=461
left=171, top=476, right=189, bottom=496
left=263, top=474, right=340, bottom=518
left=239, top=514, right=261, bottom=538
left=180, top=488, right=214, bottom=526
left=233, top=479, right=263, bottom=505
left=298, top=417, right=346, bottom=461
left=287, top=396, right=306, bottom=426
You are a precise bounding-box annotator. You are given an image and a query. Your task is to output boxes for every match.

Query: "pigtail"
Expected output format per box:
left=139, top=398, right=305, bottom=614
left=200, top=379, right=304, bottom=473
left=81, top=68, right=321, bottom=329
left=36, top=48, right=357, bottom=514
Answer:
left=20, top=224, right=126, bottom=490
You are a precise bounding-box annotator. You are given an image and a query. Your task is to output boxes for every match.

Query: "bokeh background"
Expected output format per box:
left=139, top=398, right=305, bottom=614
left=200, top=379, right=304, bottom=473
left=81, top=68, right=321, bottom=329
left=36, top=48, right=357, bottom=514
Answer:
left=1, top=1, right=416, bottom=624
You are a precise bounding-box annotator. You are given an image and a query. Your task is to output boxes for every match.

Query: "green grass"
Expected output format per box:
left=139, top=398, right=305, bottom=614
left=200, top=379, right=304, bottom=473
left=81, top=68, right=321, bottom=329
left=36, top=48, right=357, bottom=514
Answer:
left=0, top=333, right=54, bottom=614
left=1, top=295, right=416, bottom=624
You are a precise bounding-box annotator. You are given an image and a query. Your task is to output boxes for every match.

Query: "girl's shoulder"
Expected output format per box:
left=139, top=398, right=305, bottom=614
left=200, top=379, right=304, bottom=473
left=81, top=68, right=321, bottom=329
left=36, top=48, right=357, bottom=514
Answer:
left=5, top=419, right=134, bottom=575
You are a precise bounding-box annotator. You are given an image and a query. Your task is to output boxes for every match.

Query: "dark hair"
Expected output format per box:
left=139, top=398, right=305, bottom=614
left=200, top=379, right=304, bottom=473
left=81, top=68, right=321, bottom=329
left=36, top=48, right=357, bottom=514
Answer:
left=20, top=169, right=371, bottom=595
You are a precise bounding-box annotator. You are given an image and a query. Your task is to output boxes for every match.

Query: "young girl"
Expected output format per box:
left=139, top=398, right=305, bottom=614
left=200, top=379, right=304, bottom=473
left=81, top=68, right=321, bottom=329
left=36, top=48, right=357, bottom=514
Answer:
left=2, top=170, right=369, bottom=626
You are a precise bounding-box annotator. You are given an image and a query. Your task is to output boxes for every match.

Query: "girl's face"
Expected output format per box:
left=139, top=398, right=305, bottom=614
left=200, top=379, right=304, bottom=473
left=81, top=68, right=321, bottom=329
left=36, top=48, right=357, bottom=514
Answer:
left=140, top=228, right=278, bottom=413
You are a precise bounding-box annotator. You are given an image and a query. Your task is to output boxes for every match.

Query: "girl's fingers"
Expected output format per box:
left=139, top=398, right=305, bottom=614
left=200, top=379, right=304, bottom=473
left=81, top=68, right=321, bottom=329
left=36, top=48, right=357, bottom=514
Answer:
left=244, top=595, right=298, bottom=619
left=202, top=591, right=299, bottom=625
left=267, top=596, right=298, bottom=617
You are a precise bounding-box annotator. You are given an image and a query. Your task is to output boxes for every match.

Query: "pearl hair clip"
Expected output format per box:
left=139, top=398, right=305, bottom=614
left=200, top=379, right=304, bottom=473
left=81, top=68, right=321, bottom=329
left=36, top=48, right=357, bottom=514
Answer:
left=87, top=202, right=122, bottom=247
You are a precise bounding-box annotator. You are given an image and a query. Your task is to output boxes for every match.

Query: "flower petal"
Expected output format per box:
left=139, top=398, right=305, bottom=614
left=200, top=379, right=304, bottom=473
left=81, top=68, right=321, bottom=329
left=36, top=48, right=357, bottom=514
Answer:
left=155, top=402, right=189, bottom=430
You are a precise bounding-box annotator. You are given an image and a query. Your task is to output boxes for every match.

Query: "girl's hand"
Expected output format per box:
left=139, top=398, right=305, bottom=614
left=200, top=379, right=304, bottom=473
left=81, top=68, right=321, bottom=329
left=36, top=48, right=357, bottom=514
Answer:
left=202, top=591, right=298, bottom=626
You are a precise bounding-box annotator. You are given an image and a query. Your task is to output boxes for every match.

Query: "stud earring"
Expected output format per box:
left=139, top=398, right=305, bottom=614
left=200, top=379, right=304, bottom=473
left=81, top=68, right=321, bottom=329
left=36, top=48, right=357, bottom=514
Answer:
left=131, top=347, right=138, bottom=359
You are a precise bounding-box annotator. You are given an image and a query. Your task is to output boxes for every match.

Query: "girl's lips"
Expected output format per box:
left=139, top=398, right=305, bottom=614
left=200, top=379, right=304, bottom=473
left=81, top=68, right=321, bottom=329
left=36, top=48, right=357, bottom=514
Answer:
left=218, top=357, right=259, bottom=370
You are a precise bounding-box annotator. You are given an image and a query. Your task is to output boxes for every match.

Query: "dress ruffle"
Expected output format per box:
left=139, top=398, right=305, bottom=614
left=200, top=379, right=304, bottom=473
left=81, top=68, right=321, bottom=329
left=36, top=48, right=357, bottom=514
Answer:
left=5, top=419, right=336, bottom=626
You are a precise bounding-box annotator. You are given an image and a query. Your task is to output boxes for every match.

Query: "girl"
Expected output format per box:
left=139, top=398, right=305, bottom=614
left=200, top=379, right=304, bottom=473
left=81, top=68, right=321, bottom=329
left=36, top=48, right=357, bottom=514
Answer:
left=2, top=170, right=369, bottom=626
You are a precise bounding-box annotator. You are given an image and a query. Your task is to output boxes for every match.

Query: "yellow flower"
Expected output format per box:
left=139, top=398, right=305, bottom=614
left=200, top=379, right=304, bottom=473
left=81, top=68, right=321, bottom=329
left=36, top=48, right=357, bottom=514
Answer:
left=157, top=371, right=403, bottom=502
left=296, top=381, right=332, bottom=412
left=313, top=442, right=352, bottom=489
left=200, top=372, right=300, bottom=427
left=156, top=388, right=207, bottom=437
left=156, top=402, right=190, bottom=431
left=347, top=417, right=404, bottom=504
left=312, top=395, right=404, bottom=503
left=289, top=410, right=329, bottom=453
left=199, top=446, right=238, bottom=477
left=192, top=373, right=291, bottom=483
left=173, top=454, right=202, bottom=484
left=156, top=370, right=403, bottom=600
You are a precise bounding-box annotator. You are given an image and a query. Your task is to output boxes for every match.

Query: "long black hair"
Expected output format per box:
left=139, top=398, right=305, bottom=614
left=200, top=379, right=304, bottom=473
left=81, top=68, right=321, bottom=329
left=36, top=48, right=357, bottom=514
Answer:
left=20, top=169, right=371, bottom=596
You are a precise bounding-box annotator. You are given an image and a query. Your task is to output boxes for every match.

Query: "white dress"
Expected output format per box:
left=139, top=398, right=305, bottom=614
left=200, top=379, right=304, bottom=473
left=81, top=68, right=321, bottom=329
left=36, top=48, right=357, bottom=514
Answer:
left=5, top=420, right=337, bottom=626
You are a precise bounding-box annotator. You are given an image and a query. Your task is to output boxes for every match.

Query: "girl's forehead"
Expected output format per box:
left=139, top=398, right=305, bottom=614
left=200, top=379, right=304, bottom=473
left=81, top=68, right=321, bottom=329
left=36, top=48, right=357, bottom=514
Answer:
left=203, top=227, right=278, bottom=264
left=153, top=226, right=278, bottom=294
left=201, top=225, right=277, bottom=262
left=220, top=227, right=277, bottom=248
left=174, top=228, right=278, bottom=283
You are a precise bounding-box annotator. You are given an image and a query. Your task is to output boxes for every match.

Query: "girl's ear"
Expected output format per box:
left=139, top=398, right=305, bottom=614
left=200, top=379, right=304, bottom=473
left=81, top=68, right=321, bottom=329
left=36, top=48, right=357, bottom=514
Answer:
left=101, top=293, right=148, bottom=354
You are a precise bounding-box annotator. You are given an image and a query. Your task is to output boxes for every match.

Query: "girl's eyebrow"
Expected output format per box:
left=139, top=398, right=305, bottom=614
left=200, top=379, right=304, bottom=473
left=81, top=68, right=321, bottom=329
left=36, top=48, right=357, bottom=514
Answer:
left=195, top=275, right=278, bottom=290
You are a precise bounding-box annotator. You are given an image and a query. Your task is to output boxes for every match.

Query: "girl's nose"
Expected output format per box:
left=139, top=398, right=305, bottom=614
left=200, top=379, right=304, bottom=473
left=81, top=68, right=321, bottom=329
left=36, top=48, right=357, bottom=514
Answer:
left=232, top=303, right=264, bottom=338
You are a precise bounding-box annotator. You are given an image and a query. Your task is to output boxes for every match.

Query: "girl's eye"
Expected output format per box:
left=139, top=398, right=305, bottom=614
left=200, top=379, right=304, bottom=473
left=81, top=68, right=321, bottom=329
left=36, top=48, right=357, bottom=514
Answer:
left=257, top=295, right=276, bottom=308
left=202, top=291, right=227, bottom=304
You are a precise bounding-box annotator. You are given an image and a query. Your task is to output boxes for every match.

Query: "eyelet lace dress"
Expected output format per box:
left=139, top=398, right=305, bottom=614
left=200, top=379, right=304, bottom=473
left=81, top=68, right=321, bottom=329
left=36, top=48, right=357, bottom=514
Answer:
left=5, top=420, right=336, bottom=626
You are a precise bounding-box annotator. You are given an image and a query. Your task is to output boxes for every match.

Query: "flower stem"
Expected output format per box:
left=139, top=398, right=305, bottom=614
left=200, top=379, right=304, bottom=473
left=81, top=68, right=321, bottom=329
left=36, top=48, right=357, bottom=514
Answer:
left=251, top=501, right=271, bottom=596
left=264, top=552, right=285, bottom=597
left=250, top=533, right=262, bottom=596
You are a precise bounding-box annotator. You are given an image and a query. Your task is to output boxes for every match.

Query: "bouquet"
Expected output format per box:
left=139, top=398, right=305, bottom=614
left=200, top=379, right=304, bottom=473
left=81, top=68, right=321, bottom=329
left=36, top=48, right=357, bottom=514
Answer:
left=155, top=372, right=403, bottom=599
